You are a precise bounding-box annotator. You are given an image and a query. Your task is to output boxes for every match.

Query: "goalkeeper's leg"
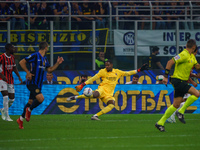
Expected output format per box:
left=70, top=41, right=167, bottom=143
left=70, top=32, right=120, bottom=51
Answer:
left=91, top=99, right=115, bottom=120
left=67, top=90, right=100, bottom=101
left=67, top=94, right=94, bottom=101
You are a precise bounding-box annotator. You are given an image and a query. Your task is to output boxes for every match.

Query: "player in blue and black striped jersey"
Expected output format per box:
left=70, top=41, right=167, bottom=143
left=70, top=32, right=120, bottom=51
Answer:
left=17, top=42, right=64, bottom=129
left=24, top=50, right=50, bottom=89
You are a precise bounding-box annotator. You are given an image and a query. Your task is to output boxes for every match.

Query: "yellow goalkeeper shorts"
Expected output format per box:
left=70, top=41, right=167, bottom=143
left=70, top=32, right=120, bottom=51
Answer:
left=95, top=86, right=115, bottom=104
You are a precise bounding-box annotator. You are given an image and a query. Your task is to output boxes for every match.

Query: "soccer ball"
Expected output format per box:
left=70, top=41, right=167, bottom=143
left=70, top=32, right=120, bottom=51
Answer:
left=83, top=87, right=93, bottom=97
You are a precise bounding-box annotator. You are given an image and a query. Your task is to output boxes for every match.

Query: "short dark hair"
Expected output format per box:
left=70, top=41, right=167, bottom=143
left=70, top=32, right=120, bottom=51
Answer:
left=81, top=75, right=88, bottom=78
left=39, top=42, right=48, bottom=50
left=80, top=75, right=88, bottom=84
left=187, top=39, right=196, bottom=48
left=133, top=74, right=139, bottom=78
left=152, top=46, right=159, bottom=52
left=46, top=72, right=53, bottom=75
left=105, top=59, right=112, bottom=64
left=5, top=43, right=13, bottom=51
left=99, top=50, right=104, bottom=53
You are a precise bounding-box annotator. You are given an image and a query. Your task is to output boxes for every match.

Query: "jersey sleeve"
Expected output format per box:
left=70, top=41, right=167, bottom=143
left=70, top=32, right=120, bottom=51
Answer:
left=172, top=52, right=187, bottom=64
left=116, top=69, right=137, bottom=77
left=85, top=70, right=103, bottom=84
left=25, top=53, right=36, bottom=63
left=45, top=57, right=50, bottom=69
left=12, top=55, right=16, bottom=67
left=0, top=55, right=2, bottom=64
left=0, top=64, right=2, bottom=73
left=152, top=56, right=160, bottom=63
left=0, top=56, right=2, bottom=73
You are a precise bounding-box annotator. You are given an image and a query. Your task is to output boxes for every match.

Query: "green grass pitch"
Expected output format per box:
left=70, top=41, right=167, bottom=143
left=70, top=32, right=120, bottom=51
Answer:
left=0, top=114, right=200, bottom=150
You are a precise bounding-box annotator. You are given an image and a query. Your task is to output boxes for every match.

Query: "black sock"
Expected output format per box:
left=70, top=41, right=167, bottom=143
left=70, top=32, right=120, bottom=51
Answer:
left=30, top=99, right=42, bottom=111
left=22, top=103, right=31, bottom=118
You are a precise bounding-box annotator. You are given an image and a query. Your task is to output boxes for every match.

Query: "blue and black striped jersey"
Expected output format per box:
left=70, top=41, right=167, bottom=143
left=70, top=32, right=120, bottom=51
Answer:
left=25, top=52, right=50, bottom=89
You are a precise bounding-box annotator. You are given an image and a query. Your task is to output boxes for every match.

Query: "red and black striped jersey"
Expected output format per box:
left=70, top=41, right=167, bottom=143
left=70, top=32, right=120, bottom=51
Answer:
left=0, top=53, right=16, bottom=84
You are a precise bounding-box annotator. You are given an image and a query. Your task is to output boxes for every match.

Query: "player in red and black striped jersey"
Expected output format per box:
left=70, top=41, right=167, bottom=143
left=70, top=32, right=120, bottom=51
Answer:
left=0, top=51, right=15, bottom=84
left=0, top=43, right=22, bottom=121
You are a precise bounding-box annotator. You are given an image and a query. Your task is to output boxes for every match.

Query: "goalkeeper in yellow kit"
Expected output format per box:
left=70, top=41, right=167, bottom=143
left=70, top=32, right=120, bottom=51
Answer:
left=67, top=60, right=148, bottom=120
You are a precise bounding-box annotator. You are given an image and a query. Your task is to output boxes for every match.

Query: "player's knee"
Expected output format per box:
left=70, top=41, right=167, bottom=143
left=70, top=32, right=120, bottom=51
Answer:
left=38, top=98, right=44, bottom=103
left=195, top=92, right=200, bottom=98
left=1, top=91, right=8, bottom=96
left=93, top=91, right=100, bottom=98
left=36, top=94, right=44, bottom=102
left=173, top=103, right=180, bottom=108
left=107, top=100, right=115, bottom=105
left=28, top=99, right=33, bottom=105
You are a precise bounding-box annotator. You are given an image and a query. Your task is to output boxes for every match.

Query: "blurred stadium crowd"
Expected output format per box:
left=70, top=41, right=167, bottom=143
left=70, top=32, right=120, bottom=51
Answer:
left=0, top=0, right=200, bottom=30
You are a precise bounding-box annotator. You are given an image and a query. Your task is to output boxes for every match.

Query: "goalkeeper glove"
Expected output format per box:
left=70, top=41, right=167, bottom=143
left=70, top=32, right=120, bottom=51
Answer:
left=137, top=63, right=148, bottom=72
left=75, top=82, right=86, bottom=92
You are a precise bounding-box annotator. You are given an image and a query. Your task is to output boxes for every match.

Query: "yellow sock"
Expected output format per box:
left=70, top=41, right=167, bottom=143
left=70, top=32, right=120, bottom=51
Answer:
left=96, top=104, right=115, bottom=117
left=157, top=105, right=177, bottom=126
left=179, top=95, right=198, bottom=114
left=77, top=94, right=94, bottom=99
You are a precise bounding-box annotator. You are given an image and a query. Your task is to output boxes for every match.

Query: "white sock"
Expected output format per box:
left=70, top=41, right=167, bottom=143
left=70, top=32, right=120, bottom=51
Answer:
left=3, top=96, right=9, bottom=117
left=171, top=111, right=176, bottom=117
left=94, top=114, right=98, bottom=117
left=179, top=102, right=185, bottom=109
left=8, top=99, right=15, bottom=107
left=20, top=116, right=24, bottom=121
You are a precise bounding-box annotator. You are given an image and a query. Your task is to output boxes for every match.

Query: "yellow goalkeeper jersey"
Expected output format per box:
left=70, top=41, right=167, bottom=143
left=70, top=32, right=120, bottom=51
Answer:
left=172, top=49, right=197, bottom=81
left=85, top=68, right=137, bottom=95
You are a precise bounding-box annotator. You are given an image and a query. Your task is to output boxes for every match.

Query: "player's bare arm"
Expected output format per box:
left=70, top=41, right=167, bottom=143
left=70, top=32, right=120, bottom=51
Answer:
left=0, top=61, right=7, bottom=82
left=188, top=78, right=197, bottom=87
left=156, top=62, right=165, bottom=70
left=163, top=59, right=175, bottom=85
left=19, top=59, right=34, bottom=80
left=194, top=63, right=200, bottom=70
left=46, top=56, right=64, bottom=73
left=0, top=62, right=6, bottom=81
left=0, top=73, right=7, bottom=82
left=13, top=66, right=23, bottom=84
left=190, top=72, right=197, bottom=77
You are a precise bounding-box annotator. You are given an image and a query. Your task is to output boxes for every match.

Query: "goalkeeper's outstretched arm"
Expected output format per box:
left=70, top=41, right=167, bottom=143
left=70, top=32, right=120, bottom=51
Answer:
left=75, top=74, right=100, bottom=92
left=124, top=63, right=149, bottom=76
left=85, top=74, right=100, bottom=84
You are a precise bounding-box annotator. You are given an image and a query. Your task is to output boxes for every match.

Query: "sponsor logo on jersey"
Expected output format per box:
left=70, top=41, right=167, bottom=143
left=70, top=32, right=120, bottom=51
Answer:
left=174, top=55, right=180, bottom=60
left=35, top=89, right=40, bottom=93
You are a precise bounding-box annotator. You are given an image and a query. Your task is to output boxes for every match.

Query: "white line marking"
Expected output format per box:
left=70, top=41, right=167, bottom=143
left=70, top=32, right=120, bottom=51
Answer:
left=0, top=134, right=194, bottom=143
left=1, top=144, right=200, bottom=150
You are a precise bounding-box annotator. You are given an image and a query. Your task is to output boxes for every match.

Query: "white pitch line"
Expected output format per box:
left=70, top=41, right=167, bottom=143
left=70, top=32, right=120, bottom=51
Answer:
left=40, top=118, right=200, bottom=123
left=101, top=144, right=200, bottom=148
left=1, top=144, right=200, bottom=150
left=91, top=118, right=200, bottom=122
left=0, top=134, right=195, bottom=143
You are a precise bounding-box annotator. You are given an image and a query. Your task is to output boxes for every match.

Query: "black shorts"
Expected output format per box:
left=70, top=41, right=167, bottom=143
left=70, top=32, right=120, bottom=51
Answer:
left=170, top=78, right=191, bottom=98
left=27, top=84, right=41, bottom=100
